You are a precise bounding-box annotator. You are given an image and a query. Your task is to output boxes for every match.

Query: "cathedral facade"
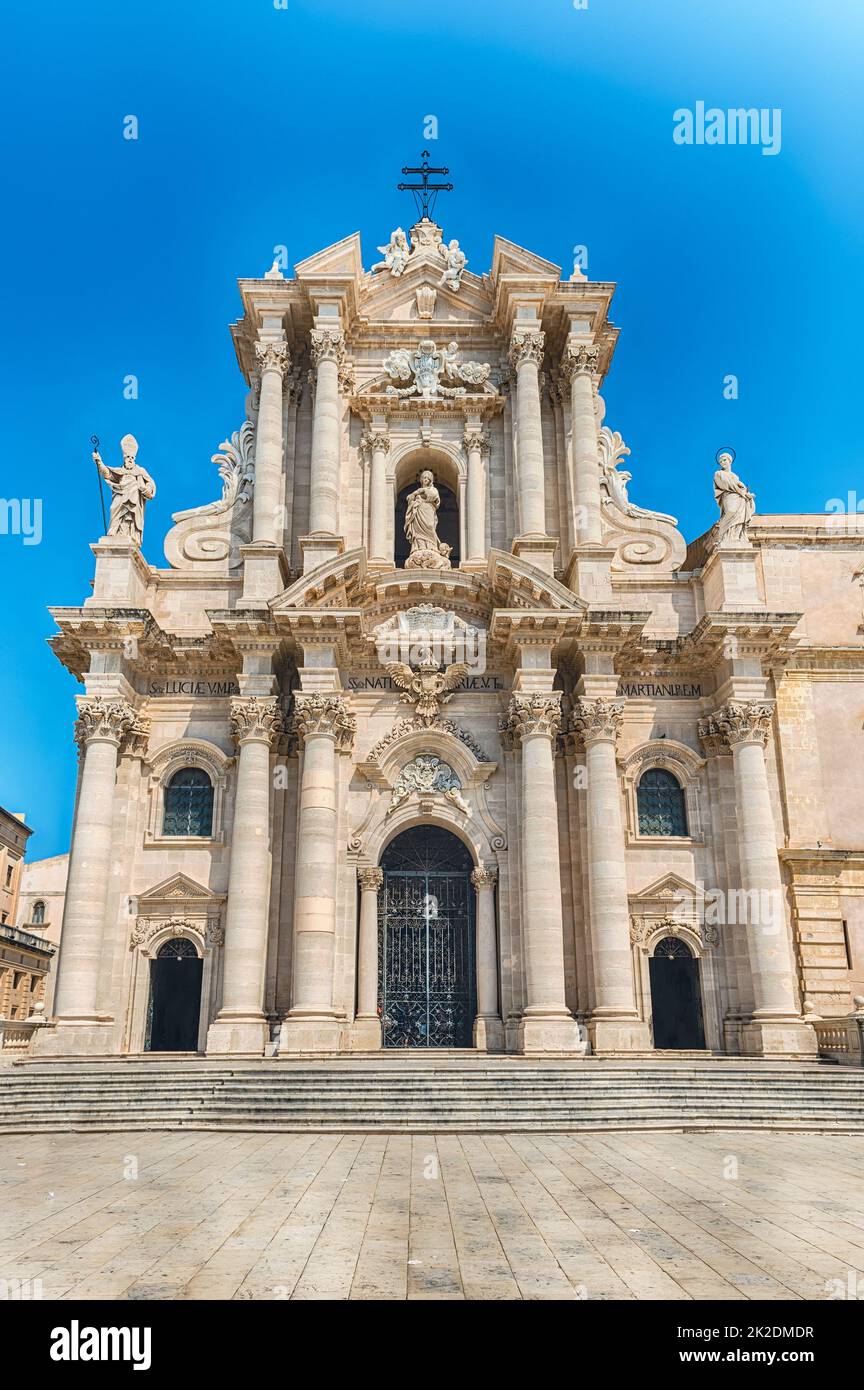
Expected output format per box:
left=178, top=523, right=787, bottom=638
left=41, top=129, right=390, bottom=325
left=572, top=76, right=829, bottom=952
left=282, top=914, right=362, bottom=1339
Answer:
left=34, top=217, right=864, bottom=1060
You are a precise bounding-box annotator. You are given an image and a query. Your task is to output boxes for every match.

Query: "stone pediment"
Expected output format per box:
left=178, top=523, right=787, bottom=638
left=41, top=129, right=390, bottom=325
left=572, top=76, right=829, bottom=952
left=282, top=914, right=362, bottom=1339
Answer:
left=294, top=232, right=364, bottom=284
left=137, top=873, right=223, bottom=909
left=630, top=872, right=701, bottom=911
left=490, top=236, right=562, bottom=284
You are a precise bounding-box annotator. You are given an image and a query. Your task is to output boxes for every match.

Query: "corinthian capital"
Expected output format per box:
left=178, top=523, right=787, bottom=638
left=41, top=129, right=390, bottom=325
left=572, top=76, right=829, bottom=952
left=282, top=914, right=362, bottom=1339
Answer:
left=74, top=697, right=137, bottom=750
left=570, top=696, right=625, bottom=747
left=502, top=692, right=563, bottom=744
left=230, top=696, right=283, bottom=748
left=123, top=714, right=152, bottom=760
left=254, top=340, right=290, bottom=376
left=293, top=693, right=356, bottom=751
left=708, top=700, right=775, bottom=750
left=358, top=866, right=384, bottom=892
left=361, top=428, right=390, bottom=457
left=508, top=329, right=545, bottom=371
left=560, top=342, right=601, bottom=382
left=310, top=327, right=346, bottom=368
left=463, top=425, right=490, bottom=456
left=471, top=864, right=498, bottom=890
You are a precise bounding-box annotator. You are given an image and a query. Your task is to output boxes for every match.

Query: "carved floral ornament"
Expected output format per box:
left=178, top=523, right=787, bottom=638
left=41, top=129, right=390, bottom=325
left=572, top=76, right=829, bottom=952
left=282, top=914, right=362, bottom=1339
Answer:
left=310, top=327, right=347, bottom=368
left=463, top=425, right=490, bottom=457
left=560, top=342, right=601, bottom=381
left=129, top=916, right=224, bottom=954
left=388, top=754, right=470, bottom=817
left=629, top=914, right=718, bottom=949
left=292, top=694, right=356, bottom=751
left=569, top=697, right=625, bottom=747
left=230, top=697, right=283, bottom=748
left=366, top=716, right=489, bottom=767
left=508, top=329, right=545, bottom=370
left=499, top=693, right=563, bottom=746
left=698, top=700, right=775, bottom=752
left=254, top=340, right=291, bottom=377
left=470, top=864, right=498, bottom=890
left=358, top=867, right=384, bottom=892
left=74, top=697, right=138, bottom=750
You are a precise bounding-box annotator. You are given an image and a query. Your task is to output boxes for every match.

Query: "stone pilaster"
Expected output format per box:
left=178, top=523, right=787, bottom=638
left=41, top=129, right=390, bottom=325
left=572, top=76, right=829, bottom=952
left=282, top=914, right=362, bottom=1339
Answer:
left=463, top=423, right=490, bottom=567
left=508, top=331, right=555, bottom=573
left=503, top=693, right=583, bottom=1053
left=33, top=697, right=136, bottom=1056
left=354, top=866, right=383, bottom=1050
left=242, top=340, right=290, bottom=603
left=301, top=329, right=347, bottom=572
left=281, top=694, right=356, bottom=1053
left=560, top=342, right=603, bottom=546
left=699, top=701, right=817, bottom=1056
left=471, top=864, right=504, bottom=1051
left=570, top=697, right=650, bottom=1053
left=362, top=427, right=391, bottom=566
left=206, top=697, right=282, bottom=1055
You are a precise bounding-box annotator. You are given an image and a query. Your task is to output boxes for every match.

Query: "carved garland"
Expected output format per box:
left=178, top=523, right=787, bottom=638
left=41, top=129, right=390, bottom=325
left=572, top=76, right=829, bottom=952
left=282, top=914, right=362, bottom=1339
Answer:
left=366, top=716, right=490, bottom=766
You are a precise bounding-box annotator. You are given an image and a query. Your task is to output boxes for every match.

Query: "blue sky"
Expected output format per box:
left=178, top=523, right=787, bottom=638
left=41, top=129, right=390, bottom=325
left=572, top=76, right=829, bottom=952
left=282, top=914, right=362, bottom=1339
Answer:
left=2, top=0, right=861, bottom=857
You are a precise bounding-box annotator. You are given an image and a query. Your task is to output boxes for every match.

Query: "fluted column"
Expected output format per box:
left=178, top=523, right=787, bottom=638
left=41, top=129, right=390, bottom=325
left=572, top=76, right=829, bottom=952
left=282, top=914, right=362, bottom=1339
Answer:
left=252, top=340, right=290, bottom=546
left=561, top=342, right=603, bottom=546
left=308, top=329, right=345, bottom=537
left=701, top=701, right=816, bottom=1055
left=355, top=867, right=383, bottom=1048
left=282, top=694, right=356, bottom=1053
left=503, top=694, right=581, bottom=1053
left=363, top=428, right=390, bottom=565
left=508, top=330, right=547, bottom=539
left=207, top=697, right=281, bottom=1055
left=471, top=864, right=504, bottom=1051
left=571, top=697, right=649, bottom=1052
left=46, top=698, right=135, bottom=1044
left=463, top=424, right=489, bottom=565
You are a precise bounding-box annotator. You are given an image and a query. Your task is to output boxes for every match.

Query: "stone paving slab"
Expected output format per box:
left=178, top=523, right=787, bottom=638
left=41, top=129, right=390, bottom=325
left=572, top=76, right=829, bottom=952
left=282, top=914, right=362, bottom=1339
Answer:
left=1, top=1130, right=863, bottom=1301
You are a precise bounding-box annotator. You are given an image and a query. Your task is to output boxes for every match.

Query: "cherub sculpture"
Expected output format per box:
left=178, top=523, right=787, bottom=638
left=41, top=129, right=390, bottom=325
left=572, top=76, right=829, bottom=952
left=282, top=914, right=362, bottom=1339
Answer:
left=373, top=227, right=411, bottom=277
left=438, top=238, right=467, bottom=290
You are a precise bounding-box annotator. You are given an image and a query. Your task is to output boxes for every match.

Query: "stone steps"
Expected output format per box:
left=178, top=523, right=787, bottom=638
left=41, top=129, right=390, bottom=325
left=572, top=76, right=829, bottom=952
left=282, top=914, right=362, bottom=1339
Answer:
left=3, top=1058, right=863, bottom=1133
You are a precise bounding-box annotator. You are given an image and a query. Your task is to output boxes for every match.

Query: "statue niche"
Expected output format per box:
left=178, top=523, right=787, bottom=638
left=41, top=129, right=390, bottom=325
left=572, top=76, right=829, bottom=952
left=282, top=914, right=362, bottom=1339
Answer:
left=396, top=468, right=459, bottom=568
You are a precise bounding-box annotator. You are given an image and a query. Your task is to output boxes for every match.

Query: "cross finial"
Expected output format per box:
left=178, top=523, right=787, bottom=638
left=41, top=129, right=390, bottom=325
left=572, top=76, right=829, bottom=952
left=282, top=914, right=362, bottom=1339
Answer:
left=398, top=150, right=453, bottom=220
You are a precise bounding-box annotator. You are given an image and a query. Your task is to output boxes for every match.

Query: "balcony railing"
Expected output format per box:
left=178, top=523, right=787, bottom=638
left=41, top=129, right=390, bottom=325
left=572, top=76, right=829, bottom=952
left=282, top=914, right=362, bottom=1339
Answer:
left=813, top=1015, right=864, bottom=1067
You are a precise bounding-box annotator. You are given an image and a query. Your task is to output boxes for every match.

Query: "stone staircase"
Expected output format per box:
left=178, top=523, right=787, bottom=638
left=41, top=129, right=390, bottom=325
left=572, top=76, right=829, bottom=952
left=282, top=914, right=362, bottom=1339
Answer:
left=2, top=1056, right=864, bottom=1133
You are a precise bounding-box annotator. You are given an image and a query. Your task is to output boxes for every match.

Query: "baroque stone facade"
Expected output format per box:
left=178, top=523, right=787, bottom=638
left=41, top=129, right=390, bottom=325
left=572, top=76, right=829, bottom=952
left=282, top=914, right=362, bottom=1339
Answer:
left=32, top=216, right=864, bottom=1059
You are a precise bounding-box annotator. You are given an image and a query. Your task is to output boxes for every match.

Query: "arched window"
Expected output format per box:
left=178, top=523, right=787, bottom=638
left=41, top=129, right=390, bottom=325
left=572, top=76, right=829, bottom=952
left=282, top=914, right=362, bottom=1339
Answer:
left=31, top=900, right=45, bottom=925
left=637, top=768, right=688, bottom=837
left=163, top=768, right=214, bottom=838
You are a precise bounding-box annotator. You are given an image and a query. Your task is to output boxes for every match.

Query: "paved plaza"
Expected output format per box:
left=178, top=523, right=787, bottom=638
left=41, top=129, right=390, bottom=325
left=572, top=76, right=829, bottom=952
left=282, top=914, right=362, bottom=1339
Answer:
left=1, top=1129, right=863, bottom=1300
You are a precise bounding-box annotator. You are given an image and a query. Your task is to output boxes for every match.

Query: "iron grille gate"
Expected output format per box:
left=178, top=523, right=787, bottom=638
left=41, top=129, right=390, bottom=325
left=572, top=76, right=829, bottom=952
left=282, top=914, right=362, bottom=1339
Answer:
left=378, top=827, right=476, bottom=1048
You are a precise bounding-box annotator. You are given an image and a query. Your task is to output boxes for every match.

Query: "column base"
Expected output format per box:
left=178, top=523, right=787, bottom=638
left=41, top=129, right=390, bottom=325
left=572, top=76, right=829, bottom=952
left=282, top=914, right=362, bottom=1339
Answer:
left=517, top=1012, right=588, bottom=1055
left=300, top=534, right=345, bottom=574
left=279, top=1013, right=343, bottom=1054
left=206, top=1013, right=269, bottom=1056
left=30, top=1018, right=116, bottom=1057
left=240, top=543, right=289, bottom=605
left=588, top=1015, right=652, bottom=1054
left=473, top=1014, right=506, bottom=1053
left=740, top=1016, right=818, bottom=1058
left=511, top=536, right=557, bottom=576
left=349, top=1015, right=382, bottom=1051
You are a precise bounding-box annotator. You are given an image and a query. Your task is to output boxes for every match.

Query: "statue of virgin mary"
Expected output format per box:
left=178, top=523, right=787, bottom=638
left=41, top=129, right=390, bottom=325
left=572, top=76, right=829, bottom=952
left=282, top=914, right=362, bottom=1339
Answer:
left=403, top=470, right=452, bottom=570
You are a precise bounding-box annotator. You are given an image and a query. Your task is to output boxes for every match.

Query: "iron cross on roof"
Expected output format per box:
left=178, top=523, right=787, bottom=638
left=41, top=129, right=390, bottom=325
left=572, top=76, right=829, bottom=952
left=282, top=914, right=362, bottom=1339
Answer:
left=398, top=151, right=453, bottom=220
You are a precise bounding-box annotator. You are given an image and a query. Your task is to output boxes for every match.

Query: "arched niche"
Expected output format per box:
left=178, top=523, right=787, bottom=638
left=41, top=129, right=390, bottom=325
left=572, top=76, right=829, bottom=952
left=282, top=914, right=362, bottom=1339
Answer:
left=391, top=447, right=463, bottom=568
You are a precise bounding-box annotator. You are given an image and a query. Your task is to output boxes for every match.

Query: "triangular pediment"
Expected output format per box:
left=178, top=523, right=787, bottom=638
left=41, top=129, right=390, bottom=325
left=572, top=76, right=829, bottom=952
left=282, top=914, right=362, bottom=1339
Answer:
left=362, top=261, right=492, bottom=326
left=138, top=873, right=220, bottom=905
left=630, top=873, right=700, bottom=905
left=294, top=232, right=364, bottom=282
left=490, top=236, right=561, bottom=284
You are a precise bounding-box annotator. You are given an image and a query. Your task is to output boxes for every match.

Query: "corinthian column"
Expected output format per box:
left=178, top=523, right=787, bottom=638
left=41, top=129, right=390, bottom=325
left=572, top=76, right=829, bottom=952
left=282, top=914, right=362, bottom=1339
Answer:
left=362, top=427, right=390, bottom=565
left=508, top=330, right=547, bottom=540
left=206, top=697, right=281, bottom=1055
left=561, top=342, right=603, bottom=546
left=463, top=424, right=489, bottom=566
left=355, top=867, right=383, bottom=1048
left=571, top=697, right=649, bottom=1053
left=252, top=340, right=290, bottom=546
left=471, top=865, right=504, bottom=1051
left=302, top=328, right=348, bottom=571
left=701, top=701, right=816, bottom=1056
left=281, top=694, right=356, bottom=1053
left=504, top=693, right=581, bottom=1053
left=35, top=698, right=135, bottom=1055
